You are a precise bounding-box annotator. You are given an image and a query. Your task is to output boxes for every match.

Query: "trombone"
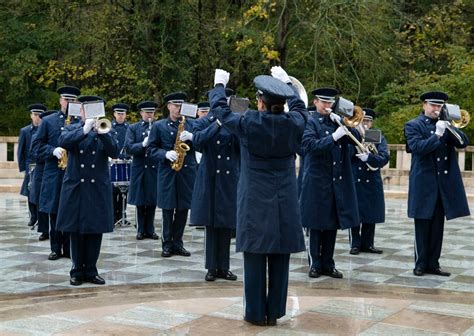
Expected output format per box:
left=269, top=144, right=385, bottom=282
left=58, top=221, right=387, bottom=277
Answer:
left=445, top=109, right=470, bottom=145
left=327, top=103, right=379, bottom=171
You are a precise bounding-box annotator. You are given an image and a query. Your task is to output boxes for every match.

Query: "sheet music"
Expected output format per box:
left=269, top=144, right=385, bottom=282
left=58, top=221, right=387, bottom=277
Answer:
left=83, top=101, right=105, bottom=119
left=180, top=103, right=198, bottom=118
left=67, top=102, right=82, bottom=117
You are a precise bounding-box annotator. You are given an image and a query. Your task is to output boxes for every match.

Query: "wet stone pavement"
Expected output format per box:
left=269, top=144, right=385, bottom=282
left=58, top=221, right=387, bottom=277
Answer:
left=0, top=193, right=473, bottom=335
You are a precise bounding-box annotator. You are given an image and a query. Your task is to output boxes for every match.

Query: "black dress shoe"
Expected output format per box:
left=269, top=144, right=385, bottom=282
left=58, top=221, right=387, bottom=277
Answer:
left=413, top=268, right=424, bottom=276
left=244, top=317, right=266, bottom=326
left=161, top=248, right=172, bottom=258
left=38, top=233, right=49, bottom=241
left=148, top=232, right=159, bottom=240
left=426, top=268, right=451, bottom=277
left=216, top=270, right=237, bottom=281
left=86, top=275, right=106, bottom=285
left=136, top=232, right=144, bottom=240
left=174, top=246, right=191, bottom=257
left=205, top=271, right=216, bottom=281
left=350, top=247, right=360, bottom=255
left=308, top=268, right=321, bottom=278
left=70, top=277, right=83, bottom=286
left=322, top=268, right=343, bottom=278
left=27, top=220, right=36, bottom=227
left=361, top=246, right=383, bottom=254
left=267, top=318, right=277, bottom=326
left=48, top=252, right=61, bottom=260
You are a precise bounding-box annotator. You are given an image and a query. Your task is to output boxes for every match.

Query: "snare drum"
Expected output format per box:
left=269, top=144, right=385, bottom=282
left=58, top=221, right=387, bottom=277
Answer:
left=109, top=159, right=131, bottom=185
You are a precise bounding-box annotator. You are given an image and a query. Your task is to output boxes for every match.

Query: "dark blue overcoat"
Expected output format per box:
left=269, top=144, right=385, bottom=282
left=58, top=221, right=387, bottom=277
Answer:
left=190, top=115, right=240, bottom=228
left=28, top=131, right=44, bottom=205
left=56, top=122, right=119, bottom=233
left=33, top=111, right=70, bottom=214
left=209, top=85, right=307, bottom=254
left=18, top=124, right=37, bottom=197
left=351, top=134, right=390, bottom=224
left=112, top=120, right=130, bottom=159
left=147, top=118, right=197, bottom=210
left=405, top=113, right=470, bottom=220
left=299, top=113, right=360, bottom=230
left=124, top=121, right=158, bottom=206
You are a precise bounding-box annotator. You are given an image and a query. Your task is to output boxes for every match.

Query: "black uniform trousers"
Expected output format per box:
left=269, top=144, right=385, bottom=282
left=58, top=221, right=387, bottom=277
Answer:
left=243, top=253, right=290, bottom=322
left=414, top=192, right=445, bottom=271
left=350, top=223, right=376, bottom=249
left=37, top=211, right=49, bottom=234
left=136, top=205, right=156, bottom=235
left=162, top=209, right=188, bottom=250
left=28, top=201, right=38, bottom=225
left=70, top=233, right=102, bottom=279
left=205, top=227, right=232, bottom=271
left=49, top=213, right=70, bottom=256
left=112, top=186, right=128, bottom=223
left=308, top=229, right=337, bottom=271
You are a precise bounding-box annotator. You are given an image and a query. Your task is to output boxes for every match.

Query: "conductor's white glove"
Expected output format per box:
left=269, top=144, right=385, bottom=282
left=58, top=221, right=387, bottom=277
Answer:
left=142, top=136, right=149, bottom=147
left=53, top=147, right=64, bottom=159
left=332, top=126, right=346, bottom=141
left=435, top=120, right=447, bottom=137
left=214, top=69, right=230, bottom=87
left=270, top=66, right=291, bottom=84
left=166, top=150, right=178, bottom=162
left=356, top=153, right=369, bottom=162
left=83, top=119, right=95, bottom=134
left=329, top=112, right=340, bottom=123
left=179, top=130, right=193, bottom=142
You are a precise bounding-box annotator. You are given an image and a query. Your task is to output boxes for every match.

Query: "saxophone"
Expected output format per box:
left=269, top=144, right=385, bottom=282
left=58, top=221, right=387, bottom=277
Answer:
left=171, top=116, right=190, bottom=171
left=57, top=115, right=70, bottom=170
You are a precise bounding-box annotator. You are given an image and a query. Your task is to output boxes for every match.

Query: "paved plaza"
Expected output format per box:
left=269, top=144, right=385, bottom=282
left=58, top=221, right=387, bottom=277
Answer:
left=0, top=193, right=473, bottom=335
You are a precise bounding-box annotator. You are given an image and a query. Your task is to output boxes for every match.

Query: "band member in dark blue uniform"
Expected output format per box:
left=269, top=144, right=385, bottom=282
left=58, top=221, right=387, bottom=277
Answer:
left=111, top=103, right=130, bottom=224
left=195, top=102, right=211, bottom=165
left=18, top=104, right=46, bottom=227
left=147, top=92, right=197, bottom=258
left=33, top=85, right=81, bottom=260
left=191, top=101, right=240, bottom=281
left=405, top=91, right=470, bottom=277
left=349, top=108, right=390, bottom=255
left=297, top=105, right=316, bottom=197
left=56, top=95, right=119, bottom=286
left=30, top=110, right=56, bottom=241
left=124, top=101, right=159, bottom=240
left=209, top=67, right=307, bottom=326
left=300, top=88, right=360, bottom=279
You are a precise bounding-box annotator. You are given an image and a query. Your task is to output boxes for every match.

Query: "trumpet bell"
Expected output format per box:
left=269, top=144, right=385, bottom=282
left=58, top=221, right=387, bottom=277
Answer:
left=344, top=105, right=364, bottom=128
left=451, top=109, right=470, bottom=129
left=96, top=118, right=112, bottom=134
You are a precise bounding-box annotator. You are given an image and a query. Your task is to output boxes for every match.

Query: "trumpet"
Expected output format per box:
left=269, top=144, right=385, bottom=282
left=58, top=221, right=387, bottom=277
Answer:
left=94, top=118, right=111, bottom=134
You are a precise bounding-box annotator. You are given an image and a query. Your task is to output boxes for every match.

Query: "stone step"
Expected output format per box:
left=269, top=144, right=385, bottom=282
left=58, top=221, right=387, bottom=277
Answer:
left=0, top=169, right=23, bottom=179
left=0, top=162, right=17, bottom=169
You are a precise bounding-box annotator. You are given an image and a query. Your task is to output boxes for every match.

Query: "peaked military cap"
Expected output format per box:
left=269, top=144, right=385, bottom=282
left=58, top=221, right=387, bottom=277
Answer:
left=112, top=103, right=129, bottom=113
left=137, top=101, right=158, bottom=112
left=420, top=91, right=448, bottom=105
left=197, top=102, right=210, bottom=110
left=225, top=88, right=235, bottom=97
left=28, top=103, right=47, bottom=114
left=311, top=87, right=339, bottom=103
left=78, top=95, right=106, bottom=104
left=57, top=86, right=81, bottom=99
left=164, top=92, right=187, bottom=104
left=40, top=110, right=56, bottom=119
left=363, top=108, right=376, bottom=120
left=254, top=75, right=295, bottom=104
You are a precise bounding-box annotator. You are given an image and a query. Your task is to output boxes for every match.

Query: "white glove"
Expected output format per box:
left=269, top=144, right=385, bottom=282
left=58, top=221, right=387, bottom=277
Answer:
left=270, top=66, right=291, bottom=84
left=83, top=119, right=95, bottom=134
left=53, top=147, right=64, bottom=159
left=332, top=126, right=346, bottom=141
left=214, top=69, right=230, bottom=87
left=435, top=120, right=447, bottom=137
left=329, top=112, right=340, bottom=123
left=179, top=130, right=193, bottom=142
left=166, top=150, right=178, bottom=162
left=142, top=136, right=149, bottom=147
left=356, top=153, right=369, bottom=162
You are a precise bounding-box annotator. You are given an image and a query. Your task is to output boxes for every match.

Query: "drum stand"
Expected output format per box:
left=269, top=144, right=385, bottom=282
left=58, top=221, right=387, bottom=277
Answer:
left=114, top=184, right=132, bottom=227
